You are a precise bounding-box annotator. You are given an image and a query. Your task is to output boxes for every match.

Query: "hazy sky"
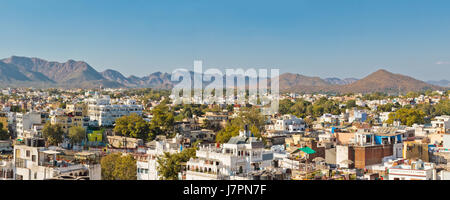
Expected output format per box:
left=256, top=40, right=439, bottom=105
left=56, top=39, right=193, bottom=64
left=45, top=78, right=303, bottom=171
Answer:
left=1, top=0, right=450, bottom=81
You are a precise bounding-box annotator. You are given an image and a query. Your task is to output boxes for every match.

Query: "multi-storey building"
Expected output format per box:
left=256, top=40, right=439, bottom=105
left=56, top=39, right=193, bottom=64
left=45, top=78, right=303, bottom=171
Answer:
left=431, top=115, right=450, bottom=134
left=136, top=136, right=181, bottom=180
left=269, top=114, right=306, bottom=133
left=50, top=108, right=89, bottom=134
left=87, top=95, right=143, bottom=126
left=185, top=126, right=273, bottom=180
left=15, top=111, right=42, bottom=139
left=13, top=138, right=101, bottom=180
left=388, top=159, right=436, bottom=180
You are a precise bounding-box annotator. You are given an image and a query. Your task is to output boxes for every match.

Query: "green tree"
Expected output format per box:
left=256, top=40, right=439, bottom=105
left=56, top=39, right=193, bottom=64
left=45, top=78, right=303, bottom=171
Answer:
left=156, top=148, right=196, bottom=180
left=216, top=123, right=241, bottom=144
left=42, top=122, right=64, bottom=146
left=290, top=99, right=312, bottom=118
left=150, top=103, right=175, bottom=138
left=101, top=153, right=137, bottom=180
left=215, top=107, right=265, bottom=144
left=114, top=154, right=137, bottom=180
left=386, top=108, right=426, bottom=126
left=68, top=126, right=86, bottom=145
left=345, top=100, right=357, bottom=109
left=279, top=99, right=295, bottom=115
left=378, top=103, right=395, bottom=112
left=405, top=91, right=419, bottom=99
left=114, top=113, right=150, bottom=141
left=101, top=153, right=121, bottom=180
left=433, top=100, right=450, bottom=116
left=157, top=152, right=181, bottom=180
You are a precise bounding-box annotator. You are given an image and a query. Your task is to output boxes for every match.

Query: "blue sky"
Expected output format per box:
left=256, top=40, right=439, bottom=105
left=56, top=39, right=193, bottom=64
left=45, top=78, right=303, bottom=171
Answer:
left=1, top=0, right=450, bottom=81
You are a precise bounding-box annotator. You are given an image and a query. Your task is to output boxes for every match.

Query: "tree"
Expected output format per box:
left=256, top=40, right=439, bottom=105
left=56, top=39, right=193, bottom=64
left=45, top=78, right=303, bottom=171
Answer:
left=114, top=113, right=150, bottom=141
left=0, top=123, right=9, bottom=140
left=157, top=152, right=181, bottom=180
left=386, top=108, right=426, bottom=126
left=101, top=153, right=137, bottom=180
left=101, top=153, right=121, bottom=180
left=378, top=103, right=395, bottom=112
left=216, top=124, right=241, bottom=144
left=150, top=103, right=175, bottom=138
left=290, top=99, right=312, bottom=118
left=432, top=100, right=450, bottom=116
left=345, top=100, right=357, bottom=109
left=405, top=92, right=419, bottom=99
left=215, top=107, right=265, bottom=144
left=68, top=126, right=86, bottom=145
left=113, top=154, right=137, bottom=180
left=279, top=99, right=295, bottom=115
left=42, top=122, right=64, bottom=146
left=157, top=148, right=196, bottom=180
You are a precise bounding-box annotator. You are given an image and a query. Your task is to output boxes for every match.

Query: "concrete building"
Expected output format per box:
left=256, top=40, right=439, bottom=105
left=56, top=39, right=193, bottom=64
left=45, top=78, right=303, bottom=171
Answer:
left=136, top=136, right=181, bottom=180
left=269, top=114, right=306, bottom=133
left=185, top=126, right=273, bottom=180
left=336, top=145, right=355, bottom=168
left=15, top=111, right=41, bottom=139
left=13, top=138, right=101, bottom=180
left=87, top=95, right=143, bottom=126
left=431, top=115, right=450, bottom=134
left=388, top=159, right=436, bottom=180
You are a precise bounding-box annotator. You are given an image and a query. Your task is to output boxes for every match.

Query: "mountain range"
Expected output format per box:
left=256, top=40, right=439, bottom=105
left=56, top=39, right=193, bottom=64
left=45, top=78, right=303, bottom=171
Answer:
left=0, top=56, right=447, bottom=94
left=427, top=80, right=450, bottom=87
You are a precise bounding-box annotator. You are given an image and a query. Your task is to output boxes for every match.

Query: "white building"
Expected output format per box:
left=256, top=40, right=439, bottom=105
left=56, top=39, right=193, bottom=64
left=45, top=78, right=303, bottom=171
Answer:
left=270, top=114, right=306, bottom=133
left=15, top=112, right=42, bottom=139
left=431, top=115, right=450, bottom=133
left=87, top=95, right=143, bottom=126
left=185, top=127, right=273, bottom=180
left=388, top=159, right=436, bottom=180
left=14, top=139, right=101, bottom=180
left=137, top=136, right=181, bottom=180
left=349, top=110, right=367, bottom=123
left=319, top=113, right=340, bottom=125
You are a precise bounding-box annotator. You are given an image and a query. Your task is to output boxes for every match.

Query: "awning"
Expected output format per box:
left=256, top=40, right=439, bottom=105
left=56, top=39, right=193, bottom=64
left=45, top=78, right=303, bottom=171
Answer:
left=298, top=147, right=316, bottom=154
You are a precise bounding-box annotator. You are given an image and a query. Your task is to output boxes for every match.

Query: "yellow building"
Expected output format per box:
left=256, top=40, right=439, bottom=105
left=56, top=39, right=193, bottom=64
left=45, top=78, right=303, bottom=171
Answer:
left=50, top=106, right=89, bottom=134
left=66, top=103, right=88, bottom=116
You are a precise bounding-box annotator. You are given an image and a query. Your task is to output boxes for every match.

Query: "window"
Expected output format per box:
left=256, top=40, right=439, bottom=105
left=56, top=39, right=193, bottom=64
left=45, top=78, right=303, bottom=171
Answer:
left=26, top=150, right=30, bottom=157
left=32, top=155, right=36, bottom=162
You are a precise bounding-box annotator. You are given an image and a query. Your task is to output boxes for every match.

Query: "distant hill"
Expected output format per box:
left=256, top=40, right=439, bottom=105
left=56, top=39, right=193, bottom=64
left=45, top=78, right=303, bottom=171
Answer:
left=0, top=56, right=446, bottom=93
left=1, top=56, right=121, bottom=88
left=277, top=69, right=445, bottom=94
left=427, top=80, right=450, bottom=87
left=101, top=69, right=173, bottom=89
left=324, top=77, right=358, bottom=85
left=278, top=73, right=338, bottom=93
left=339, top=69, right=443, bottom=93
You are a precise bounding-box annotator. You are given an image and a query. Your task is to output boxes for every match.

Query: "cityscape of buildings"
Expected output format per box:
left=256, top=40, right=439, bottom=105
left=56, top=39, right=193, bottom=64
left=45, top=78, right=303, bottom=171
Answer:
left=0, top=87, right=449, bottom=180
